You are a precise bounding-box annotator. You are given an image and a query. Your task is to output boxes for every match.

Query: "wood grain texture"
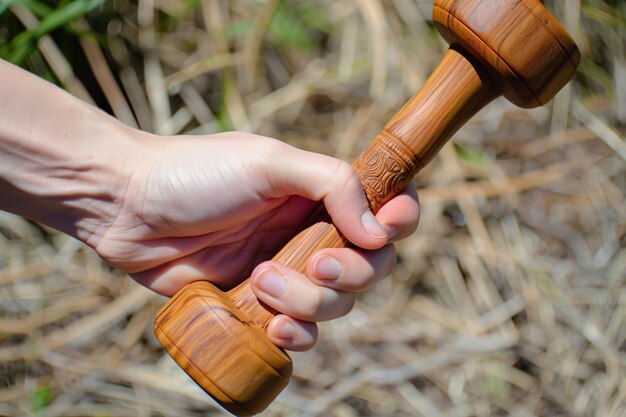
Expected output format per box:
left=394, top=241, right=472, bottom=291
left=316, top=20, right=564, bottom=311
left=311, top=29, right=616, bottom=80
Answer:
left=154, top=281, right=291, bottom=417
left=153, top=1, right=580, bottom=415
left=433, top=0, right=581, bottom=107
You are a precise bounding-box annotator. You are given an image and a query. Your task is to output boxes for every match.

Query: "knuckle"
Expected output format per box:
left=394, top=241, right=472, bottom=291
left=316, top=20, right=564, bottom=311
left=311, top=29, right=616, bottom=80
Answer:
left=303, top=290, right=324, bottom=318
left=262, top=141, right=290, bottom=165
left=338, top=294, right=357, bottom=317
left=333, top=160, right=358, bottom=191
left=268, top=138, right=290, bottom=154
left=356, top=245, right=396, bottom=290
left=357, top=266, right=377, bottom=290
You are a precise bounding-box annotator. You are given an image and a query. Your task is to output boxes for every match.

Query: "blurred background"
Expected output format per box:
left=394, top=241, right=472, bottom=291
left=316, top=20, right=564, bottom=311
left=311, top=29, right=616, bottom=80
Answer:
left=0, top=0, right=625, bottom=416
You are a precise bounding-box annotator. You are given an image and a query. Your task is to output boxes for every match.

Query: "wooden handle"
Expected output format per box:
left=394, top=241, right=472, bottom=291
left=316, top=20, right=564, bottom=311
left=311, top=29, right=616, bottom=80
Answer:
left=229, top=47, right=499, bottom=328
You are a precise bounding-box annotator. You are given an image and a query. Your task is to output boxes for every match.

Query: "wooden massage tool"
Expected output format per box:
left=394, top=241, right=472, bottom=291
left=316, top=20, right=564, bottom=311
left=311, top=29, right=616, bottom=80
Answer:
left=153, top=0, right=580, bottom=415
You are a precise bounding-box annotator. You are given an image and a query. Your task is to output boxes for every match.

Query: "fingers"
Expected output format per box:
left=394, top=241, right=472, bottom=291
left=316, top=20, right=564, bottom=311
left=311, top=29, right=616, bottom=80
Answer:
left=251, top=262, right=358, bottom=322
left=376, top=185, right=420, bottom=242
left=252, top=241, right=397, bottom=349
left=306, top=245, right=396, bottom=292
left=251, top=243, right=396, bottom=320
left=256, top=141, right=388, bottom=250
left=266, top=315, right=318, bottom=351
left=253, top=184, right=418, bottom=350
left=254, top=137, right=421, bottom=251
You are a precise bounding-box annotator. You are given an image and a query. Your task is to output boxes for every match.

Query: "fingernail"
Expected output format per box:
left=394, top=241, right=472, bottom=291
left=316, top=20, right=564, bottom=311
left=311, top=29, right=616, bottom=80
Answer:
left=361, top=211, right=387, bottom=239
left=255, top=268, right=287, bottom=299
left=275, top=320, right=295, bottom=339
left=313, top=255, right=342, bottom=280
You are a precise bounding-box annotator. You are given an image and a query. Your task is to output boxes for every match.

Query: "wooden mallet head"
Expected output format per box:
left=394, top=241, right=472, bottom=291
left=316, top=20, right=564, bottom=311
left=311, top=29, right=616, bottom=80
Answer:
left=153, top=1, right=580, bottom=415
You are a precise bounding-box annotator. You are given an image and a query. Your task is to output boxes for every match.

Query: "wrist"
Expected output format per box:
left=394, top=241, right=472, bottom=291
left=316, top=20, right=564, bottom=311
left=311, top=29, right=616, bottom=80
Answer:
left=0, top=109, right=152, bottom=248
left=0, top=60, right=163, bottom=250
left=67, top=123, right=156, bottom=248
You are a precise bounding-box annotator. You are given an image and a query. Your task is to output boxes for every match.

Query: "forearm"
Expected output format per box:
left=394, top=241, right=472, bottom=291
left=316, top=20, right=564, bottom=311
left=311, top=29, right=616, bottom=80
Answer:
left=0, top=59, right=146, bottom=246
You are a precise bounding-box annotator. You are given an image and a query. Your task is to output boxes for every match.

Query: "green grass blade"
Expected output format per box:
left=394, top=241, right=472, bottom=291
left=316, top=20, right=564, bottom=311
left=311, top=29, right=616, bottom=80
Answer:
left=31, top=0, right=104, bottom=38
left=5, top=0, right=104, bottom=64
left=0, top=0, right=53, bottom=18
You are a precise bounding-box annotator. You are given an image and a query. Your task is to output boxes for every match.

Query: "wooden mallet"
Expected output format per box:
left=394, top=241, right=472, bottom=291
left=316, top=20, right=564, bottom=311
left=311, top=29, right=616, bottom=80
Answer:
left=153, top=0, right=580, bottom=415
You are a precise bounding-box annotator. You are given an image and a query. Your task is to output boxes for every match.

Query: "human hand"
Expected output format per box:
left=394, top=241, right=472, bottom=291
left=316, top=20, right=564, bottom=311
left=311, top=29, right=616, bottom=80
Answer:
left=0, top=60, right=418, bottom=351
left=94, top=132, right=421, bottom=350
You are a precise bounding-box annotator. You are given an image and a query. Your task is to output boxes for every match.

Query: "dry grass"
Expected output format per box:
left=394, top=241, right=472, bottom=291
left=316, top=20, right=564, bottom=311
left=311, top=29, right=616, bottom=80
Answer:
left=1, top=1, right=625, bottom=416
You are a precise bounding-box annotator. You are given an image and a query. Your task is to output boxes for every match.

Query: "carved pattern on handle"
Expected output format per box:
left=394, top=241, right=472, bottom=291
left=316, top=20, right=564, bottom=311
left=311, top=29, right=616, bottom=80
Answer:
left=355, top=130, right=424, bottom=212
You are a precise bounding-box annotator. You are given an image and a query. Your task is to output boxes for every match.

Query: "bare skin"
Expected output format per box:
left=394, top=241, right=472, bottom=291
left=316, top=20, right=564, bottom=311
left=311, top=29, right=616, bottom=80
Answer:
left=0, top=59, right=419, bottom=351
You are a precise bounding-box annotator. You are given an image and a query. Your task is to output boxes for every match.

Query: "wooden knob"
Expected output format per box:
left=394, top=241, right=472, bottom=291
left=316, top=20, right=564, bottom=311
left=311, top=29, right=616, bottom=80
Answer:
left=153, top=1, right=580, bottom=415
left=433, top=0, right=580, bottom=108
left=154, top=282, right=291, bottom=417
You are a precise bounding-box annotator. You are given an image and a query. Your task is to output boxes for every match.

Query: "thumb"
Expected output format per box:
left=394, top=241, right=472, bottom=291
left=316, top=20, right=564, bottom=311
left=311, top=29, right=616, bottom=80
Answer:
left=257, top=142, right=388, bottom=250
